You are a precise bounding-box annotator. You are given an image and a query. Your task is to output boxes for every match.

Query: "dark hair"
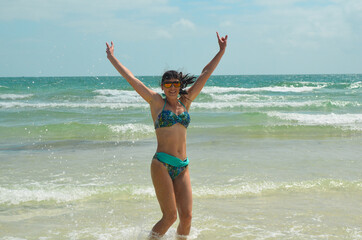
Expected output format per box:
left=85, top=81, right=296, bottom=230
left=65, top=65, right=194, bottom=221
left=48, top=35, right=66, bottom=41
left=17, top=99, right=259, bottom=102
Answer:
left=161, top=70, right=196, bottom=95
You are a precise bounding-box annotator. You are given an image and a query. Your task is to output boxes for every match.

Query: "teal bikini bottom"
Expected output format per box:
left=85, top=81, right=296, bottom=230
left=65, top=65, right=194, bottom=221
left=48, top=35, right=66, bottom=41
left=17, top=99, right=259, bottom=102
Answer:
left=153, top=152, right=189, bottom=180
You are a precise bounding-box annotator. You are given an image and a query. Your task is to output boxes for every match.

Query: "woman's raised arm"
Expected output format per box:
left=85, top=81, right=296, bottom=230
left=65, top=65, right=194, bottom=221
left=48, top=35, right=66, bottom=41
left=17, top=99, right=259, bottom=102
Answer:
left=186, top=32, right=228, bottom=101
left=106, top=41, right=158, bottom=104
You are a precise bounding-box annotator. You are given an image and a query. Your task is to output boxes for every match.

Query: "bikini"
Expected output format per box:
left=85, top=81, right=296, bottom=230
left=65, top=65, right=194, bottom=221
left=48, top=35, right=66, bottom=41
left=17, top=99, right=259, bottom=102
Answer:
left=153, top=98, right=190, bottom=180
left=154, top=99, right=190, bottom=129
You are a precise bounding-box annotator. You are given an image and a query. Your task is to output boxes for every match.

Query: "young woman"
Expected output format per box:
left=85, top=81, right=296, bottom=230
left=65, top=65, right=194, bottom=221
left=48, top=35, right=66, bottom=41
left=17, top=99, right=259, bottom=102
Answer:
left=106, top=32, right=228, bottom=239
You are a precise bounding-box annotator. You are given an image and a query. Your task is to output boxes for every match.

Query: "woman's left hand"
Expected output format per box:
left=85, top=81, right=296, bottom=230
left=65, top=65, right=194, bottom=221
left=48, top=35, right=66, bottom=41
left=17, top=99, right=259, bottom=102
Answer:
left=216, top=32, right=228, bottom=51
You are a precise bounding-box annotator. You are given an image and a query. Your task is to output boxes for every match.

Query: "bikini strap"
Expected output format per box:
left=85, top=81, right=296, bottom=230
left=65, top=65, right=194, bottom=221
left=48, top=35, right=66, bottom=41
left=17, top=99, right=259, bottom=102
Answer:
left=178, top=100, right=187, bottom=111
left=162, top=98, right=167, bottom=111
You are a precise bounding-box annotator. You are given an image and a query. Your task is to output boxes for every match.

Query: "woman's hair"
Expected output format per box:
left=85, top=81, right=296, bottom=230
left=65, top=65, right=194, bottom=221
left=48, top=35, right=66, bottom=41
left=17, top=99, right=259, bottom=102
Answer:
left=161, top=70, right=196, bottom=96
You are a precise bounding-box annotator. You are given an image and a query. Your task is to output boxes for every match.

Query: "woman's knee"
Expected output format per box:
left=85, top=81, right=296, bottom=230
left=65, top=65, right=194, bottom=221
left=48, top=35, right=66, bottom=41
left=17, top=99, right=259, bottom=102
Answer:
left=179, top=210, right=192, bottom=225
left=163, top=211, right=177, bottom=224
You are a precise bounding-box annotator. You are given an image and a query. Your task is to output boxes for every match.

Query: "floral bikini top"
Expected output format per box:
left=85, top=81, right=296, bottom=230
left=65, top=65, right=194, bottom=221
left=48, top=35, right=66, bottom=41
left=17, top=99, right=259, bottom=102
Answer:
left=154, top=99, right=190, bottom=129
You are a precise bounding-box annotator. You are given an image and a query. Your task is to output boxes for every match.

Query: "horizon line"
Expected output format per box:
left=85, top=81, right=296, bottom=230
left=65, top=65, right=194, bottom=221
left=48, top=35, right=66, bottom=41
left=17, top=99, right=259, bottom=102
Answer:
left=1, top=73, right=362, bottom=78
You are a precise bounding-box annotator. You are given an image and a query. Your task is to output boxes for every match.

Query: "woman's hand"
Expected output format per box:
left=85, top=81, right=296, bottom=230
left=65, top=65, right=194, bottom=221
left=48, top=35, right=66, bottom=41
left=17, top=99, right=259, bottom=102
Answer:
left=216, top=32, right=228, bottom=51
left=106, top=41, right=114, bottom=58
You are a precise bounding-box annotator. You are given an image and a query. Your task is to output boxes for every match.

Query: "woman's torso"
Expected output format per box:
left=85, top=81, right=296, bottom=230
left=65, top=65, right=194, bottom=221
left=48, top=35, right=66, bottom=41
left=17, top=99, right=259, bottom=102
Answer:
left=151, top=96, right=190, bottom=160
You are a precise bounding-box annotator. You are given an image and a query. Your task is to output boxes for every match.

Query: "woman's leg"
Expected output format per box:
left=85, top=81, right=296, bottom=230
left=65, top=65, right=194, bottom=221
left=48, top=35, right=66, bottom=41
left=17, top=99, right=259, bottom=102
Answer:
left=173, top=167, right=193, bottom=237
left=150, top=158, right=177, bottom=238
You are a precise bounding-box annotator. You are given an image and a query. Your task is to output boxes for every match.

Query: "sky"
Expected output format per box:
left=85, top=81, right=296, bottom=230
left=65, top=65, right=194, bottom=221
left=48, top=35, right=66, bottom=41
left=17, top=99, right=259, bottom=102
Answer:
left=0, top=0, right=361, bottom=77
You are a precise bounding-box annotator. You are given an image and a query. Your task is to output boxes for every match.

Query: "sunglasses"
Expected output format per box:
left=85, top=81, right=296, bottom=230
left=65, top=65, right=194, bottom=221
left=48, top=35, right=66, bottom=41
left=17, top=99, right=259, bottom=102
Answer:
left=163, top=81, right=181, bottom=88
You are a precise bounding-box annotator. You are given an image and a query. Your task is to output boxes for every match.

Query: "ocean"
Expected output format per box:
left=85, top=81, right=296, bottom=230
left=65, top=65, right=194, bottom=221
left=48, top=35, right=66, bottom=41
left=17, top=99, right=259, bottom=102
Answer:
left=0, top=75, right=361, bottom=239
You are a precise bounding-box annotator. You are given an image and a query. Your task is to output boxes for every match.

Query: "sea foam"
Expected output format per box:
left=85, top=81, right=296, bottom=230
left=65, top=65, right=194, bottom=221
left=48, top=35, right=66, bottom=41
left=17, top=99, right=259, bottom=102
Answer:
left=349, top=81, right=362, bottom=89
left=2, top=179, right=360, bottom=205
left=267, top=112, right=362, bottom=125
left=93, top=89, right=144, bottom=103
left=0, top=102, right=149, bottom=109
left=191, top=100, right=353, bottom=109
left=0, top=94, right=33, bottom=100
left=108, top=123, right=154, bottom=135
left=201, top=84, right=325, bottom=94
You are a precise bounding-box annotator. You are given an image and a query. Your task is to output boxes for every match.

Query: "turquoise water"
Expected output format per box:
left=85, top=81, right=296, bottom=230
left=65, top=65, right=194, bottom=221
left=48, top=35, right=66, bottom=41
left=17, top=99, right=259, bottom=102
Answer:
left=0, top=75, right=361, bottom=239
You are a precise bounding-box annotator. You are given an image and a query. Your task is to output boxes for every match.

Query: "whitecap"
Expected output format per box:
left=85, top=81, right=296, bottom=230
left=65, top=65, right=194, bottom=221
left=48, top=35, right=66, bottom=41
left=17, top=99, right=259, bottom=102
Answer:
left=0, top=102, right=149, bottom=109
left=107, top=123, right=154, bottom=135
left=193, top=179, right=362, bottom=198
left=0, top=94, right=33, bottom=100
left=191, top=100, right=326, bottom=109
left=201, top=84, right=325, bottom=94
left=0, top=185, right=97, bottom=205
left=349, top=81, right=362, bottom=89
left=267, top=112, right=362, bottom=126
left=2, top=179, right=360, bottom=206
left=210, top=93, right=263, bottom=102
left=93, top=89, right=145, bottom=103
left=93, top=89, right=127, bottom=96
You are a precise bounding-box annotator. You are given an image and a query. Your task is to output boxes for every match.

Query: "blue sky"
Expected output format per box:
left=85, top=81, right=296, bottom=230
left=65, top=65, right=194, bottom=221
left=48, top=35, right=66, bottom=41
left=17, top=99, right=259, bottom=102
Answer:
left=0, top=0, right=361, bottom=76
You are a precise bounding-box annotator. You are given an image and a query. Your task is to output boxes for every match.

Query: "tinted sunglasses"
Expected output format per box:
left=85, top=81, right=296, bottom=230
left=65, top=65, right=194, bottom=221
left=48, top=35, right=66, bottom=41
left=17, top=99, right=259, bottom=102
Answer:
left=163, top=81, right=181, bottom=88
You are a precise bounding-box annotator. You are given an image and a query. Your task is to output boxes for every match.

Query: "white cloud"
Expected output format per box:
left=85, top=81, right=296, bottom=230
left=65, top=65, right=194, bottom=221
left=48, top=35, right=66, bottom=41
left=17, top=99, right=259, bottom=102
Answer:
left=1, top=0, right=361, bottom=75
left=220, top=20, right=232, bottom=28
left=254, top=0, right=302, bottom=7
left=0, top=0, right=173, bottom=21
left=172, top=18, right=196, bottom=30
left=227, top=0, right=360, bottom=51
left=0, top=0, right=181, bottom=41
left=155, top=29, right=173, bottom=39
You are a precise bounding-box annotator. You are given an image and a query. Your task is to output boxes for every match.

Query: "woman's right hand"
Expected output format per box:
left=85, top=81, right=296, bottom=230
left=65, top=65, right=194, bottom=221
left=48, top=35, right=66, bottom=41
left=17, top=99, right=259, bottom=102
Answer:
left=106, top=41, right=114, bottom=58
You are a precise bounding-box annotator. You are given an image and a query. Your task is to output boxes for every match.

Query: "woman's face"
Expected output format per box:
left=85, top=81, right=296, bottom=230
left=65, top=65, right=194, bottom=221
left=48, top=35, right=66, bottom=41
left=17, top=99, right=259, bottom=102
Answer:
left=162, top=78, right=181, bottom=98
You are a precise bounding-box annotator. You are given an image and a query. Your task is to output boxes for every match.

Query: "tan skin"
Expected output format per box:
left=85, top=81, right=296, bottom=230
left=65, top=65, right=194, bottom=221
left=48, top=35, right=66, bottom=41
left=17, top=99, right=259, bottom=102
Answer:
left=106, top=32, right=227, bottom=239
